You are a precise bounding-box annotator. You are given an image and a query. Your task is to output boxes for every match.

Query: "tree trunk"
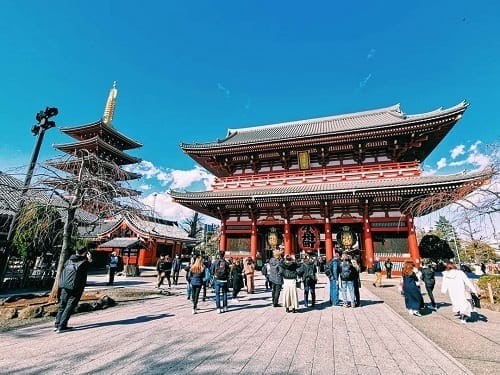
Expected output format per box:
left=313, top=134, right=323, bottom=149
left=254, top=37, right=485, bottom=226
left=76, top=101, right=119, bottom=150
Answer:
left=48, top=206, right=76, bottom=302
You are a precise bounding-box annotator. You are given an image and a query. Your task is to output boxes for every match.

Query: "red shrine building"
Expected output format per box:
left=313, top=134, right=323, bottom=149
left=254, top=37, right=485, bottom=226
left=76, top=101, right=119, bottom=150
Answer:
left=170, top=101, right=491, bottom=272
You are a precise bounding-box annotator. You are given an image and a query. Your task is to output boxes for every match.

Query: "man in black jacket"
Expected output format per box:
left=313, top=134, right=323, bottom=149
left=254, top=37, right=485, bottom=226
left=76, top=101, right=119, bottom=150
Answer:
left=55, top=247, right=91, bottom=333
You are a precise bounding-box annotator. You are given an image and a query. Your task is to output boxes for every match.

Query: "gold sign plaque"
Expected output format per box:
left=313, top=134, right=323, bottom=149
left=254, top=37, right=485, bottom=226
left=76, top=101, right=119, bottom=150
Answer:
left=298, top=151, right=310, bottom=170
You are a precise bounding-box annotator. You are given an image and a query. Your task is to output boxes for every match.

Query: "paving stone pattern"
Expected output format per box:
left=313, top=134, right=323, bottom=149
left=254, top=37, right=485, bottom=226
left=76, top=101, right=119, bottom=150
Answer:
left=0, top=272, right=486, bottom=374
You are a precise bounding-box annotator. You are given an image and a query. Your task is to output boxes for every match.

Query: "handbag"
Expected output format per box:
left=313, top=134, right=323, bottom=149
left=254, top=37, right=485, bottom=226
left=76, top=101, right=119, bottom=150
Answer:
left=471, top=292, right=481, bottom=308
left=296, top=276, right=302, bottom=289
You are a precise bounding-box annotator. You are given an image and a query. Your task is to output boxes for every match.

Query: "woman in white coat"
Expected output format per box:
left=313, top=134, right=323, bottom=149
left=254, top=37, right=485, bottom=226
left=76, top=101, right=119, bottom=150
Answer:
left=441, top=261, right=478, bottom=324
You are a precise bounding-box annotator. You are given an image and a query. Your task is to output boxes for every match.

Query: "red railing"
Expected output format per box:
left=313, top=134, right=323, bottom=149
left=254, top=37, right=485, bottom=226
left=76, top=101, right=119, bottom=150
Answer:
left=212, top=161, right=421, bottom=190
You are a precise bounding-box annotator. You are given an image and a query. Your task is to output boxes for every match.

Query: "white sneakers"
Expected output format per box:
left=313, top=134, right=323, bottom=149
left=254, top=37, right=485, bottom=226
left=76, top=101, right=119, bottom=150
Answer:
left=223, top=307, right=228, bottom=312
left=192, top=309, right=197, bottom=314
left=217, top=308, right=222, bottom=313
left=216, top=307, right=228, bottom=313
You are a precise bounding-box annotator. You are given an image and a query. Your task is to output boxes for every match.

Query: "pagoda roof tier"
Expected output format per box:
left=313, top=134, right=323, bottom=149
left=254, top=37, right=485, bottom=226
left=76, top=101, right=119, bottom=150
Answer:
left=53, top=137, right=142, bottom=166
left=170, top=169, right=491, bottom=218
left=46, top=157, right=141, bottom=181
left=43, top=178, right=142, bottom=198
left=60, top=120, right=142, bottom=150
left=180, top=102, right=468, bottom=177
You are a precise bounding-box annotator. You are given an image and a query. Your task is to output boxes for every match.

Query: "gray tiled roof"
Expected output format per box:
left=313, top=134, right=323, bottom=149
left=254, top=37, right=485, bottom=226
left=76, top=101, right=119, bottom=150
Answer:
left=181, top=102, right=467, bottom=149
left=78, top=214, right=196, bottom=243
left=98, top=237, right=142, bottom=249
left=170, top=169, right=490, bottom=201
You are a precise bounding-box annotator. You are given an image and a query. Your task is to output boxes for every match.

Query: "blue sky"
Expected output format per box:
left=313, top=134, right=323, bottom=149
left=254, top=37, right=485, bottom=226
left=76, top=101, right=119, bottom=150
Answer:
left=0, top=1, right=498, bottom=238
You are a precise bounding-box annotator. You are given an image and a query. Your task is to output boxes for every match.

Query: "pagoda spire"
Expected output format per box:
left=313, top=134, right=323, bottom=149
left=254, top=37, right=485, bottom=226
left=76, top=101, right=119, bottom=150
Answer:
left=103, top=81, right=118, bottom=126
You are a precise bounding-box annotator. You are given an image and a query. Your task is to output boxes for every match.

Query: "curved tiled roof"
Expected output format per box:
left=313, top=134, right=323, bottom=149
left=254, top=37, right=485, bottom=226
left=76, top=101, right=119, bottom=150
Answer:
left=60, top=120, right=142, bottom=150
left=53, top=137, right=142, bottom=165
left=181, top=102, right=468, bottom=150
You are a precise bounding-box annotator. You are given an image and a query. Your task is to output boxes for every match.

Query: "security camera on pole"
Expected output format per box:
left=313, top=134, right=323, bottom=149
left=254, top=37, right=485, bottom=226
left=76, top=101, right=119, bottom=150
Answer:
left=0, top=107, right=58, bottom=288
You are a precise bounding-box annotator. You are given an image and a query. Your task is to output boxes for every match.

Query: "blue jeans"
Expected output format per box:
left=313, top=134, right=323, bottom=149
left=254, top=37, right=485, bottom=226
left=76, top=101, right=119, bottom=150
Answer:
left=329, top=278, right=339, bottom=306
left=214, top=280, right=228, bottom=309
left=341, top=280, right=355, bottom=305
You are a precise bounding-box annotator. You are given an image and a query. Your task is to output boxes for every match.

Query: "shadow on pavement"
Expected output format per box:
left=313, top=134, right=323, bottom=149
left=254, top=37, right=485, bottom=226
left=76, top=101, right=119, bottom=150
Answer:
left=73, top=313, right=172, bottom=331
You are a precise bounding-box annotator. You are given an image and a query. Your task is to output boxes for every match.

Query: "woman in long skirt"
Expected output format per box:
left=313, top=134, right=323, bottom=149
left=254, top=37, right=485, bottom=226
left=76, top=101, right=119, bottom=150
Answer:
left=280, top=254, right=300, bottom=313
left=441, top=261, right=479, bottom=323
left=402, top=261, right=424, bottom=316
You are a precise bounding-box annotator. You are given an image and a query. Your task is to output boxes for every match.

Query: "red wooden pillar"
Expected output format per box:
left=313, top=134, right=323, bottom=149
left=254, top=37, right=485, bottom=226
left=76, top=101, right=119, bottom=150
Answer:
left=219, top=219, right=227, bottom=253
left=407, top=216, right=420, bottom=266
left=250, top=219, right=258, bottom=260
left=324, top=218, right=333, bottom=261
left=363, top=201, right=375, bottom=271
left=284, top=220, right=292, bottom=255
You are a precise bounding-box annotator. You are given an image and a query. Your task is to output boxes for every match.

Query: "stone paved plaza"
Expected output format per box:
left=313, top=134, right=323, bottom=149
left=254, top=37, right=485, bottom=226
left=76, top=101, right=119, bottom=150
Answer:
left=1, top=271, right=498, bottom=374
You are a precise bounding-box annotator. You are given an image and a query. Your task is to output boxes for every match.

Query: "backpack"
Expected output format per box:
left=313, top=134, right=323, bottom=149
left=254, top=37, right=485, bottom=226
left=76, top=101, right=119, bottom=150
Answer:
left=116, top=256, right=124, bottom=272
left=214, top=259, right=229, bottom=279
left=340, top=261, right=352, bottom=280
left=59, top=260, right=85, bottom=290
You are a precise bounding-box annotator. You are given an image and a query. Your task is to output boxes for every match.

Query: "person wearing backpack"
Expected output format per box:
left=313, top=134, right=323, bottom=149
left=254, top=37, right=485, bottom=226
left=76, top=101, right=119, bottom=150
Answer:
left=268, top=249, right=283, bottom=307
left=211, top=250, right=230, bottom=313
left=54, top=247, right=91, bottom=333
left=372, top=257, right=382, bottom=287
left=298, top=255, right=317, bottom=308
left=339, top=254, right=356, bottom=308
left=326, top=253, right=340, bottom=306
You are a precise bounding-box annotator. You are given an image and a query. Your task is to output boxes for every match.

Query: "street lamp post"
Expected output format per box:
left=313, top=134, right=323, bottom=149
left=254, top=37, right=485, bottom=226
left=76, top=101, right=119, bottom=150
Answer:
left=0, top=107, right=58, bottom=289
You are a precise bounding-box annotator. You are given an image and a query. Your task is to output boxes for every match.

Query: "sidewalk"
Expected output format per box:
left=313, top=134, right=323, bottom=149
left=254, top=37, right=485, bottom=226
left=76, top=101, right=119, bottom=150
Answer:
left=0, top=272, right=478, bottom=374
left=360, top=272, right=500, bottom=375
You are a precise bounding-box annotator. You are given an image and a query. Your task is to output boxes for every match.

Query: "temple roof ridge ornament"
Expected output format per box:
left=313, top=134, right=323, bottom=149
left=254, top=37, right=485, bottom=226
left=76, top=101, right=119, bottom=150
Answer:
left=103, top=81, right=118, bottom=126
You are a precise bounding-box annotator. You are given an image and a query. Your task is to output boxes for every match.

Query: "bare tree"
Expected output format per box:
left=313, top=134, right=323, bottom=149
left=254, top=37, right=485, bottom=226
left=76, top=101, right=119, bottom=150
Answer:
left=3, top=151, right=147, bottom=299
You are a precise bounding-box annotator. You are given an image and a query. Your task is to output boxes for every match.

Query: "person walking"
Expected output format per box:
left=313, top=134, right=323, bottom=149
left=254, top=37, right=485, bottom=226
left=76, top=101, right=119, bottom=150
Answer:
left=402, top=261, right=424, bottom=316
left=163, top=255, right=173, bottom=288
left=172, top=254, right=182, bottom=285
left=421, top=260, right=437, bottom=310
left=339, top=254, right=356, bottom=308
left=261, top=260, right=271, bottom=291
left=372, top=257, right=382, bottom=287
left=384, top=258, right=393, bottom=279
left=268, top=249, right=283, bottom=307
left=230, top=259, right=244, bottom=302
left=326, top=253, right=340, bottom=306
left=243, top=256, right=255, bottom=294
left=441, top=261, right=479, bottom=324
left=298, top=255, right=317, bottom=308
left=351, top=258, right=361, bottom=307
left=55, top=247, right=92, bottom=333
left=107, top=251, right=121, bottom=286
left=156, top=255, right=167, bottom=288
left=211, top=251, right=230, bottom=313
left=189, top=256, right=206, bottom=314
left=280, top=254, right=300, bottom=313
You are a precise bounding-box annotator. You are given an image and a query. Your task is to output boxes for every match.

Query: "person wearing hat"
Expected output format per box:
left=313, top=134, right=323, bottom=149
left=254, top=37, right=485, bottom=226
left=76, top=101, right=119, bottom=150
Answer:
left=107, top=251, right=120, bottom=286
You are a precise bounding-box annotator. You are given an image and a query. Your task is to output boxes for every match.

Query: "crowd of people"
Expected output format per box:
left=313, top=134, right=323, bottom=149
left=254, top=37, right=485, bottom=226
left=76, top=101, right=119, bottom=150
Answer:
left=52, top=245, right=487, bottom=333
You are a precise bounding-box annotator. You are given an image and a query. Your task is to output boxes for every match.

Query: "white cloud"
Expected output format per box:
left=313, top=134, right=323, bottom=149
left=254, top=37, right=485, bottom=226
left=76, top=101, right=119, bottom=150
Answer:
left=359, top=73, right=372, bottom=88
left=450, top=145, right=465, bottom=159
left=169, top=165, right=213, bottom=190
left=139, top=184, right=151, bottom=190
left=366, top=48, right=376, bottom=60
left=469, top=140, right=482, bottom=152
left=436, top=157, right=447, bottom=169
